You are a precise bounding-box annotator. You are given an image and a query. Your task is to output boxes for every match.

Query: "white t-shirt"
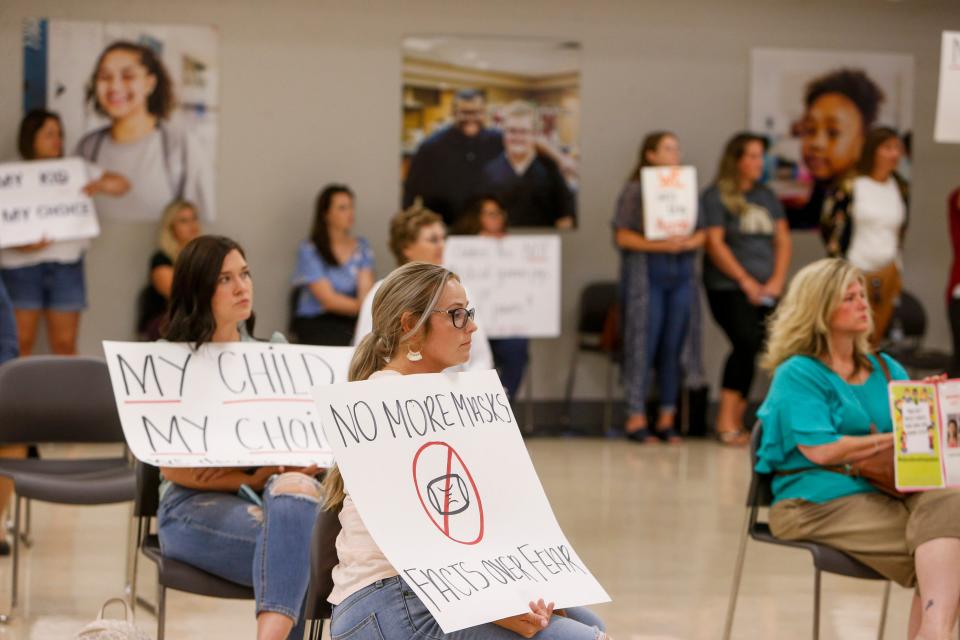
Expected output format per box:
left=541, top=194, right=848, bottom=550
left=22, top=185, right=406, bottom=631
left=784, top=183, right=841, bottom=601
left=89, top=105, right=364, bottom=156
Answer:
left=0, top=159, right=102, bottom=268
left=352, top=278, right=494, bottom=373
left=846, top=176, right=905, bottom=272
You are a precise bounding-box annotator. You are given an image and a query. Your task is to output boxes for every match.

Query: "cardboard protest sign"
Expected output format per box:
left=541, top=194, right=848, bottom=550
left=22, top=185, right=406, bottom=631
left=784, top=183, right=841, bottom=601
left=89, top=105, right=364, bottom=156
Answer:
left=640, top=166, right=698, bottom=240
left=0, top=158, right=100, bottom=248
left=103, top=341, right=353, bottom=467
left=313, top=370, right=609, bottom=632
left=443, top=235, right=561, bottom=338
left=935, top=32, right=960, bottom=143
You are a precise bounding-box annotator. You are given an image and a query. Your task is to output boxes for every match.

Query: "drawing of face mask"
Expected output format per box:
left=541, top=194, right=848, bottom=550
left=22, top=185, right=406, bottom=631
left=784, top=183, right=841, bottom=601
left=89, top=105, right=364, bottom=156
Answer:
left=427, top=473, right=471, bottom=515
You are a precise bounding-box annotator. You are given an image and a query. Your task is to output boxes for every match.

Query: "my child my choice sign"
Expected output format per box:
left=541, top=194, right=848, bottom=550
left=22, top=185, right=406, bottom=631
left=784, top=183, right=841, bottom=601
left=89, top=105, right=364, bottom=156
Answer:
left=312, top=370, right=610, bottom=632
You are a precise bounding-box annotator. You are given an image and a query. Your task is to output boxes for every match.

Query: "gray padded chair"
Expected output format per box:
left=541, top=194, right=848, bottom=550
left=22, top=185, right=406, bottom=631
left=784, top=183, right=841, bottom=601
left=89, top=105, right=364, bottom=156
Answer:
left=132, top=461, right=255, bottom=640
left=722, top=424, right=892, bottom=640
left=0, top=356, right=135, bottom=621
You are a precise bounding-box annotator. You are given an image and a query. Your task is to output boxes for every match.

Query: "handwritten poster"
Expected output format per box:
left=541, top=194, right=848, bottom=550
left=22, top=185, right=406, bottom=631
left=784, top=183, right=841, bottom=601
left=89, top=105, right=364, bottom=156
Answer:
left=890, top=381, right=945, bottom=490
left=313, top=370, right=609, bottom=632
left=0, top=158, right=100, bottom=248
left=443, top=235, right=561, bottom=338
left=103, top=341, right=353, bottom=467
left=640, top=166, right=698, bottom=240
left=935, top=31, right=960, bottom=143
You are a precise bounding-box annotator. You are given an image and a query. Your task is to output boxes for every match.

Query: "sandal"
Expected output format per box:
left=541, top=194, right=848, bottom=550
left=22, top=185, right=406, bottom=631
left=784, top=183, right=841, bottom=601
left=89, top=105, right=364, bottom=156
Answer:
left=625, top=427, right=659, bottom=444
left=655, top=426, right=683, bottom=444
left=715, top=428, right=750, bottom=447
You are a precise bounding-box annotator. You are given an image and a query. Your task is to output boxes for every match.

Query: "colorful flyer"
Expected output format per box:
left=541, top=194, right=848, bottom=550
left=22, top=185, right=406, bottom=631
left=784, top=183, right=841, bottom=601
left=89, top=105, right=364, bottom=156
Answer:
left=888, top=380, right=960, bottom=490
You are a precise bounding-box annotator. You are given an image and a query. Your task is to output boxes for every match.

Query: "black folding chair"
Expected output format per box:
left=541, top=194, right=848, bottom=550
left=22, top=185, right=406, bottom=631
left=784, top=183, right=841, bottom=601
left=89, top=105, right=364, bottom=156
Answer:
left=884, top=290, right=952, bottom=377
left=722, top=424, right=892, bottom=640
left=132, top=461, right=254, bottom=640
left=0, top=356, right=135, bottom=621
left=305, top=505, right=342, bottom=639
left=562, top=281, right=620, bottom=434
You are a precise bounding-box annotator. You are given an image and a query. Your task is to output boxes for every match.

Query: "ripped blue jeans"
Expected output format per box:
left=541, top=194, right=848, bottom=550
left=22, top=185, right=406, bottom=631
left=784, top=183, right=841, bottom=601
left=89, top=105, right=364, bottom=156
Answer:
left=157, top=472, right=322, bottom=639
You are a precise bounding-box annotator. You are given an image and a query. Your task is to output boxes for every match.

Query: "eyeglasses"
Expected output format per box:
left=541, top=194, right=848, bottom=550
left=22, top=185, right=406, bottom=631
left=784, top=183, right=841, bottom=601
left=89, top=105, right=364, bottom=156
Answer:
left=432, top=307, right=475, bottom=329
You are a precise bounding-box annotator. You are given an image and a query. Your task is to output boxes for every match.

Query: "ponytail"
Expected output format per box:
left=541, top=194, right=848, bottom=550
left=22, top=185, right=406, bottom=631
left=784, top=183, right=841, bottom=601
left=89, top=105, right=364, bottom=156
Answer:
left=321, top=261, right=458, bottom=511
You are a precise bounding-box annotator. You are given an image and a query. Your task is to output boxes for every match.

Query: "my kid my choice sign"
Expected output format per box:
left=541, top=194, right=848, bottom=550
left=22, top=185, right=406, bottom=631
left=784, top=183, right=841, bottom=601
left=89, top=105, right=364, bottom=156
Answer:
left=103, top=341, right=353, bottom=467
left=312, top=370, right=610, bottom=632
left=0, top=158, right=100, bottom=248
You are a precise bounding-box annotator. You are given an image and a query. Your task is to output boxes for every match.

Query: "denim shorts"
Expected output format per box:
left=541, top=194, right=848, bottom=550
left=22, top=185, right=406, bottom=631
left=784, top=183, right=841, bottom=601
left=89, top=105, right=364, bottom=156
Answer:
left=0, top=260, right=87, bottom=312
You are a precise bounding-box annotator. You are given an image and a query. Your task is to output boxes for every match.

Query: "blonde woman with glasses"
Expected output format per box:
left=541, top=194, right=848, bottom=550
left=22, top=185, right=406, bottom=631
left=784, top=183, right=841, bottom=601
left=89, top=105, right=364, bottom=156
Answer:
left=323, top=261, right=607, bottom=640
left=756, top=257, right=960, bottom=640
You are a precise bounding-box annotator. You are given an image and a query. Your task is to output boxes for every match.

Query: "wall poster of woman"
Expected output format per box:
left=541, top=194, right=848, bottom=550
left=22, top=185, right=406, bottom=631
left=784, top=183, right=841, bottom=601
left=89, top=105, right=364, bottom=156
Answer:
left=23, top=18, right=218, bottom=223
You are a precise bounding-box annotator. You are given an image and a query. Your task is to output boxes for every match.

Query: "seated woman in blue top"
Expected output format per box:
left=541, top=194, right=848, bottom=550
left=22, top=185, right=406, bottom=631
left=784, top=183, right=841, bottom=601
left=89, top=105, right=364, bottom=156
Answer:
left=757, top=257, right=960, bottom=640
left=159, top=235, right=322, bottom=640
left=292, top=184, right=374, bottom=345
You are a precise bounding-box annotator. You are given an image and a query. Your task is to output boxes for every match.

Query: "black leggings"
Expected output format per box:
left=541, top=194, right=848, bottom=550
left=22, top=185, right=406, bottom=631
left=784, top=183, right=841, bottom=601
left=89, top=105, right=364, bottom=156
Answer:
left=706, top=289, right=772, bottom=397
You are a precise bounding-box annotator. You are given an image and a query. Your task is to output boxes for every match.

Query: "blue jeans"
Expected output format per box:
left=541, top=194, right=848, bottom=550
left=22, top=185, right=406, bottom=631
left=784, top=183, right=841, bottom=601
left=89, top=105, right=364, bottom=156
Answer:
left=0, top=278, right=18, bottom=364
left=643, top=254, right=693, bottom=413
left=157, top=473, right=322, bottom=638
left=489, top=338, right=529, bottom=401
left=331, top=576, right=605, bottom=640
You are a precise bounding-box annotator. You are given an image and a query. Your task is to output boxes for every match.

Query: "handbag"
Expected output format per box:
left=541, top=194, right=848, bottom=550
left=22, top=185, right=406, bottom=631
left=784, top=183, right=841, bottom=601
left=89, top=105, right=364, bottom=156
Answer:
left=75, top=598, right=150, bottom=640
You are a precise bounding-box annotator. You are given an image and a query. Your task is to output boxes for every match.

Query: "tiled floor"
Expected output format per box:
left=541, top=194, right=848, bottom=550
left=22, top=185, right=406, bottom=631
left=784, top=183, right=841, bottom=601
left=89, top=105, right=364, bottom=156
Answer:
left=0, top=440, right=920, bottom=639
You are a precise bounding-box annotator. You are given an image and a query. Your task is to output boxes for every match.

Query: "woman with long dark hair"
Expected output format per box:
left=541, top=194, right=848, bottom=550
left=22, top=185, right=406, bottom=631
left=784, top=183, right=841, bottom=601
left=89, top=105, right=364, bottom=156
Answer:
left=291, top=184, right=374, bottom=345
left=613, top=131, right=705, bottom=443
left=158, top=235, right=322, bottom=639
left=703, top=132, right=791, bottom=445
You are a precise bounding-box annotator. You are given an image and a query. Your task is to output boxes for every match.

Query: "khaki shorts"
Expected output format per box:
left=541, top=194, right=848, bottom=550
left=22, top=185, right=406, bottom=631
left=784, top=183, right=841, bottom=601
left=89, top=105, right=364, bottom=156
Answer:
left=770, top=489, right=960, bottom=587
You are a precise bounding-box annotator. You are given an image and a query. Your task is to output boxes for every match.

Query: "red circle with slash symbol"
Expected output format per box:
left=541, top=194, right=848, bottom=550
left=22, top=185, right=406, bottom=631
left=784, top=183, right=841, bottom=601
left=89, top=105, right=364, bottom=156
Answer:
left=412, top=441, right=484, bottom=545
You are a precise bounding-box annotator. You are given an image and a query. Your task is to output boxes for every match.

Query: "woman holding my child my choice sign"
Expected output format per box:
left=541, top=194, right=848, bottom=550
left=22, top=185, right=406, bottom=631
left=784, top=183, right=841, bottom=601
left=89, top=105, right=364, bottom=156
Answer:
left=323, top=261, right=608, bottom=640
left=156, top=235, right=323, bottom=640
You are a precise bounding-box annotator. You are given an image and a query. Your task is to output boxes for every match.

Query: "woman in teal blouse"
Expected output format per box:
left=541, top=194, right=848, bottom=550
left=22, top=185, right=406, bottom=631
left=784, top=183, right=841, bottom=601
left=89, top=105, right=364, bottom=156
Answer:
left=757, top=258, right=960, bottom=640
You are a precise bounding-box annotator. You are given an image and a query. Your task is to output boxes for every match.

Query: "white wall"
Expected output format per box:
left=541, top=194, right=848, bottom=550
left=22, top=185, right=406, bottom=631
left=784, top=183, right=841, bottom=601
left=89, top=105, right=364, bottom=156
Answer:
left=1, top=0, right=958, bottom=400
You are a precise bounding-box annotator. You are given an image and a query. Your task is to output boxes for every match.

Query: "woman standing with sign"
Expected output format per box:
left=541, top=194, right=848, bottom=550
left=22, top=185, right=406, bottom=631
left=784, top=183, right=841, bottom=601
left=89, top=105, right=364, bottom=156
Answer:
left=157, top=235, right=322, bottom=640
left=1, top=109, right=128, bottom=356
left=703, top=132, right=791, bottom=446
left=613, top=132, right=705, bottom=443
left=323, top=261, right=606, bottom=640
left=757, top=258, right=960, bottom=640
left=820, top=127, right=909, bottom=344
left=291, top=184, right=375, bottom=346
left=453, top=195, right=528, bottom=401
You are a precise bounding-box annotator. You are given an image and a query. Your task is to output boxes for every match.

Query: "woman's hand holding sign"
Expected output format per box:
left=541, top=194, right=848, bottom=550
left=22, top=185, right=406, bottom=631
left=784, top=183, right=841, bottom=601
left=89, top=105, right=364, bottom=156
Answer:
left=494, top=599, right=555, bottom=638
